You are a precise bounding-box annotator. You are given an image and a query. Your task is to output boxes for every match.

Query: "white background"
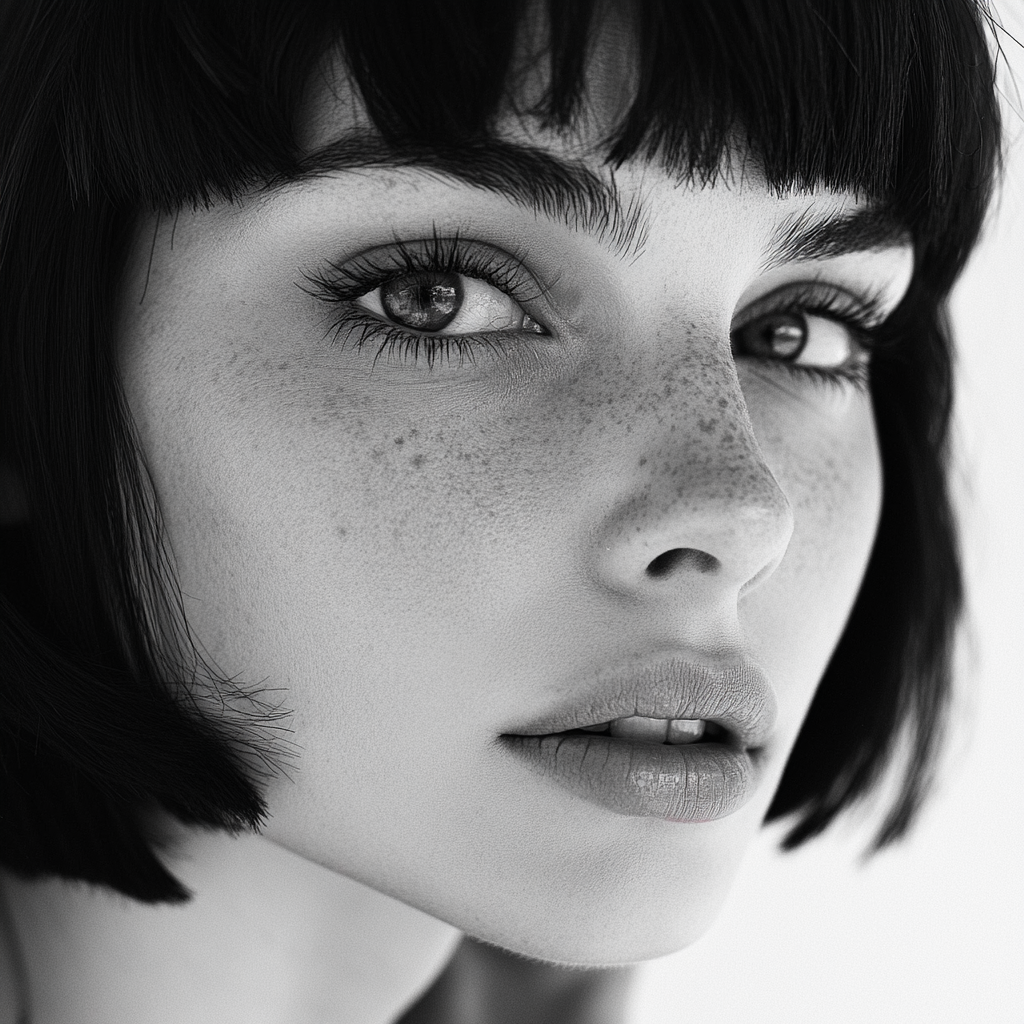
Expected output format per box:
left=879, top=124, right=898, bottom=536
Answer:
left=629, top=11, right=1024, bottom=1023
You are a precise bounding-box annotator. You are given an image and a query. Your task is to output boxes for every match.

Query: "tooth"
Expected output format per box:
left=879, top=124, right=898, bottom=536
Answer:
left=608, top=716, right=669, bottom=743
left=667, top=719, right=706, bottom=744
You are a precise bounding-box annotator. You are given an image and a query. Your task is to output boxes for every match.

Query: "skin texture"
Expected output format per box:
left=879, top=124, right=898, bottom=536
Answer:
left=0, top=30, right=914, bottom=1024
left=119, top=157, right=904, bottom=959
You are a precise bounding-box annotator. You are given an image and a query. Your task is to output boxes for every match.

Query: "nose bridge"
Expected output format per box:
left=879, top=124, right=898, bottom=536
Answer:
left=594, top=347, right=795, bottom=596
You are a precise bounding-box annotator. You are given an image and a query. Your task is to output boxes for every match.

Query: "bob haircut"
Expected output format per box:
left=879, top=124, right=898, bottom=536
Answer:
left=0, top=0, right=1002, bottom=903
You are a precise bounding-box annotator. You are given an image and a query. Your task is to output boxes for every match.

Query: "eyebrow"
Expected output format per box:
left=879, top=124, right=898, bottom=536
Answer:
left=762, top=205, right=911, bottom=271
left=280, top=130, right=909, bottom=267
left=277, top=130, right=648, bottom=257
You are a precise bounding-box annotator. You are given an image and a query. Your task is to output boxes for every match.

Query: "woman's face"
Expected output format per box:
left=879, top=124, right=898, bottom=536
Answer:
left=117, top=37, right=912, bottom=964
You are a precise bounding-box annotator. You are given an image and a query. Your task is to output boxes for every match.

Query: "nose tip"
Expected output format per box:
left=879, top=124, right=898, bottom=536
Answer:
left=595, top=435, right=795, bottom=599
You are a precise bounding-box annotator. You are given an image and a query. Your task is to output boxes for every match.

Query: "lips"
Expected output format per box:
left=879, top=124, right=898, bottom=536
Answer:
left=509, top=657, right=776, bottom=748
left=500, top=657, right=777, bottom=823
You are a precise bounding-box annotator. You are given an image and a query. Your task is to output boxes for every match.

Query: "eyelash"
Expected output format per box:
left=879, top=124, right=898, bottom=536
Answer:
left=300, top=232, right=546, bottom=369
left=733, top=282, right=890, bottom=394
left=302, top=236, right=892, bottom=388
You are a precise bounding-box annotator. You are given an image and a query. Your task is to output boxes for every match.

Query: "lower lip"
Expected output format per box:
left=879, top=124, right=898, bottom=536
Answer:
left=501, top=733, right=762, bottom=822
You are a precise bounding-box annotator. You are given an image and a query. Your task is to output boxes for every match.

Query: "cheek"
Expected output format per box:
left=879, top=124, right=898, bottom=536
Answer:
left=121, top=327, right=568, bottom=784
left=740, top=375, right=882, bottom=740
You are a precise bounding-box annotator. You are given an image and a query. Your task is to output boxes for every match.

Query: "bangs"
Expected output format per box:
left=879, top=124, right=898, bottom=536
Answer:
left=336, top=0, right=999, bottom=280
left=44, top=0, right=999, bottom=277
left=345, top=0, right=986, bottom=198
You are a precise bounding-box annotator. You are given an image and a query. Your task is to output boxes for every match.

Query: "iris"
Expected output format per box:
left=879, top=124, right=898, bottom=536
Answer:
left=381, top=272, right=462, bottom=331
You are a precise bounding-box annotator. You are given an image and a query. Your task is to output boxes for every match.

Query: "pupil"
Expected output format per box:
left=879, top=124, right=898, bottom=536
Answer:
left=758, top=313, right=806, bottom=360
left=380, top=273, right=462, bottom=332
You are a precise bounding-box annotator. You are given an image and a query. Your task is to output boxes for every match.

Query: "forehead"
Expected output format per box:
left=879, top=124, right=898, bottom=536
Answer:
left=290, top=46, right=907, bottom=291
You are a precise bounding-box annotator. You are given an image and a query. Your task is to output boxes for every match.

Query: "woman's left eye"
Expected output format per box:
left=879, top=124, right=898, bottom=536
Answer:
left=355, top=271, right=546, bottom=336
left=731, top=308, right=861, bottom=370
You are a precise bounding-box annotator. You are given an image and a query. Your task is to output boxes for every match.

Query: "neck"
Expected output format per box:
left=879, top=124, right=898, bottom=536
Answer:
left=0, top=826, right=460, bottom=1024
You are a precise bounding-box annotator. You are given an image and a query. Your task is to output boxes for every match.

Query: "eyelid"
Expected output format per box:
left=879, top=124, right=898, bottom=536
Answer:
left=302, top=233, right=549, bottom=314
left=732, top=280, right=889, bottom=335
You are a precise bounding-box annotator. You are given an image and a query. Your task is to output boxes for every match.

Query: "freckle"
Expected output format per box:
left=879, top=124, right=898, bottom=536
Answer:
left=335, top=524, right=348, bottom=539
left=638, top=457, right=647, bottom=467
left=411, top=454, right=425, bottom=468
left=698, top=418, right=716, bottom=434
left=394, top=436, right=405, bottom=446
left=718, top=397, right=728, bottom=408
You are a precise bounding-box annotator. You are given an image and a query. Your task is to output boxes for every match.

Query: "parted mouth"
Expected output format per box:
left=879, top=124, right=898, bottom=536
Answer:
left=564, top=715, right=730, bottom=745
left=505, top=655, right=777, bottom=751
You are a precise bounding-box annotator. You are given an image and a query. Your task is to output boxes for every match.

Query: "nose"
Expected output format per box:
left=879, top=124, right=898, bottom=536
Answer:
left=591, top=361, right=795, bottom=601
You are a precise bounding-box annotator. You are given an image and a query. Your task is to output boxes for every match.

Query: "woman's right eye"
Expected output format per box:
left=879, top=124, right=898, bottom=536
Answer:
left=355, top=270, right=546, bottom=336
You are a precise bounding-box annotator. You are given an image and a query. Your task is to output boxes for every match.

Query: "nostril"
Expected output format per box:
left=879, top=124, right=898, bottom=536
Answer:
left=646, top=547, right=720, bottom=578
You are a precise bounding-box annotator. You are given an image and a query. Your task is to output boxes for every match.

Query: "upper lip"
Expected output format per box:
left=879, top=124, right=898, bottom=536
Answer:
left=508, top=655, right=778, bottom=749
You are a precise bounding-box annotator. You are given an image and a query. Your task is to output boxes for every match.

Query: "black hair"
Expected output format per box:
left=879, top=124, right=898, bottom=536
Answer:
left=0, top=0, right=1002, bottom=902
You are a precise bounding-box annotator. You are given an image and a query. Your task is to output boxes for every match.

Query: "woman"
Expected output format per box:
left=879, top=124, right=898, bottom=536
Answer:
left=0, top=0, right=1002, bottom=1021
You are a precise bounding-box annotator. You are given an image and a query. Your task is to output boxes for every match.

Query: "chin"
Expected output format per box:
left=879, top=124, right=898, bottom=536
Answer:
left=423, top=824, right=746, bottom=968
left=470, top=889, right=729, bottom=968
